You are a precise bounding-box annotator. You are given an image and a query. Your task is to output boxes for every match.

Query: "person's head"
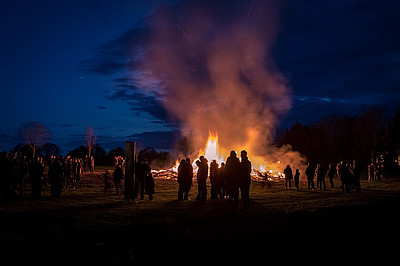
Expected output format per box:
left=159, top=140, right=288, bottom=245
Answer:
left=230, top=150, right=237, bottom=157
left=185, top=158, right=191, bottom=163
left=240, top=150, right=247, bottom=159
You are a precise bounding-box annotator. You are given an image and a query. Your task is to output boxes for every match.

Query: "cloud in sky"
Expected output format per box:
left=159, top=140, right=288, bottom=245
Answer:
left=275, top=0, right=400, bottom=125
left=79, top=0, right=400, bottom=139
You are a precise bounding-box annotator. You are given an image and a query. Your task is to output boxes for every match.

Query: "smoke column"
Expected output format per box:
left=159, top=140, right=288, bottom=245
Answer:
left=134, top=0, right=303, bottom=169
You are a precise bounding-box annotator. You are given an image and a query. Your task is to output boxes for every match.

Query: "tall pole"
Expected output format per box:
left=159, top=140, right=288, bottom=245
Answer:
left=125, top=141, right=136, bottom=201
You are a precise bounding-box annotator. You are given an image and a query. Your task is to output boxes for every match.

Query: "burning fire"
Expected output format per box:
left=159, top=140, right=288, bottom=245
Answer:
left=201, top=132, right=225, bottom=165
left=152, top=132, right=284, bottom=181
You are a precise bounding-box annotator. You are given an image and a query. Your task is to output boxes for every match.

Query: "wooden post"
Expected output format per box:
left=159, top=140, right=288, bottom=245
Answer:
left=124, top=141, right=136, bottom=201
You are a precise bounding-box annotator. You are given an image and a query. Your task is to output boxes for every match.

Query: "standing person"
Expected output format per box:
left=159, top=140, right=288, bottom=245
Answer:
left=225, top=151, right=240, bottom=208
left=178, top=158, right=193, bottom=200
left=305, top=162, right=315, bottom=190
left=368, top=163, right=375, bottom=181
left=65, top=158, right=75, bottom=189
left=29, top=157, right=44, bottom=198
left=75, top=159, right=82, bottom=183
left=327, top=163, right=336, bottom=188
left=183, top=158, right=193, bottom=200
left=315, top=164, right=326, bottom=190
left=48, top=158, right=63, bottom=198
left=113, top=165, right=124, bottom=195
left=240, top=150, right=251, bottom=211
left=284, top=165, right=293, bottom=190
left=90, top=156, right=95, bottom=173
left=294, top=169, right=300, bottom=191
left=209, top=159, right=219, bottom=200
left=42, top=160, right=49, bottom=187
left=218, top=162, right=226, bottom=199
left=144, top=171, right=155, bottom=200
left=338, top=161, right=349, bottom=194
left=195, top=156, right=208, bottom=201
left=177, top=159, right=187, bottom=200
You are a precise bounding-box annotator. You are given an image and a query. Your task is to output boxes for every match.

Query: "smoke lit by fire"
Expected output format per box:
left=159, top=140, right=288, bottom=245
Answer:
left=136, top=1, right=306, bottom=177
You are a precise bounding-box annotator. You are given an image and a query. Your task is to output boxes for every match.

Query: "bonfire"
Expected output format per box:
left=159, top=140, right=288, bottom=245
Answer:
left=151, top=132, right=284, bottom=181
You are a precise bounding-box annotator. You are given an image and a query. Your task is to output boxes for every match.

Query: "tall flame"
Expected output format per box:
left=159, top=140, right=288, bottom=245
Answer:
left=203, top=132, right=224, bottom=164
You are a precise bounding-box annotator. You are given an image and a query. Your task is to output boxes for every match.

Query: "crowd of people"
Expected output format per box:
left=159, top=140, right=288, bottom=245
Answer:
left=105, top=159, right=155, bottom=201
left=0, top=152, right=96, bottom=199
left=283, top=160, right=382, bottom=194
left=1, top=148, right=387, bottom=213
left=177, top=150, right=252, bottom=211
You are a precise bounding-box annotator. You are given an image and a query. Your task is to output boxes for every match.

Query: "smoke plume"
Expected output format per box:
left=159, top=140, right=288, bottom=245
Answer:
left=134, top=0, right=302, bottom=169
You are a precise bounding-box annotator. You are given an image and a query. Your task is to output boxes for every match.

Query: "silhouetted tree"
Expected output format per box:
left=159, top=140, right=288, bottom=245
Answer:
left=353, top=107, right=388, bottom=162
left=85, top=126, right=97, bottom=159
left=19, top=121, right=50, bottom=159
left=68, top=146, right=88, bottom=158
left=92, top=144, right=107, bottom=165
left=138, top=147, right=173, bottom=170
left=105, top=147, right=125, bottom=165
left=41, top=143, right=61, bottom=160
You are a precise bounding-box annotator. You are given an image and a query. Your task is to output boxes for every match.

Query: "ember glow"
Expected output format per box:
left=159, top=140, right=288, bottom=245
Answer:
left=153, top=131, right=286, bottom=181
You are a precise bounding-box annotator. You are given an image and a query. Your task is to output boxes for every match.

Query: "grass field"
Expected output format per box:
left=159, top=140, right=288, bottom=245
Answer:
left=1, top=170, right=399, bottom=264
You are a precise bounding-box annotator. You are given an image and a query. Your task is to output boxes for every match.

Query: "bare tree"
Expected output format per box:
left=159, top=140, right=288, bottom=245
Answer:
left=19, top=121, right=50, bottom=158
left=85, top=126, right=97, bottom=158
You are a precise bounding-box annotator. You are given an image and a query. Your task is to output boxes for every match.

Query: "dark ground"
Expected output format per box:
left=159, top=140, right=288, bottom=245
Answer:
left=1, top=171, right=399, bottom=264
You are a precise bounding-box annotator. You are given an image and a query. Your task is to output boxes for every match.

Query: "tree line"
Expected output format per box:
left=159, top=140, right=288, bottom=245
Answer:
left=8, top=106, right=400, bottom=171
left=276, top=107, right=400, bottom=171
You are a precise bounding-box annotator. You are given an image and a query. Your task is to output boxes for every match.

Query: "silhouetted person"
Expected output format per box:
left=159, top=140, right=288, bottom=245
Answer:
left=137, top=160, right=150, bottom=200
left=338, top=161, right=352, bottom=193
left=225, top=150, right=240, bottom=208
left=210, top=159, right=219, bottom=200
left=294, top=169, right=300, bottom=190
left=29, top=157, right=44, bottom=198
left=368, top=163, right=375, bottom=181
left=315, top=164, right=326, bottom=190
left=305, top=162, right=315, bottom=190
left=184, top=158, right=193, bottom=199
left=145, top=172, right=155, bottom=200
left=284, top=165, right=293, bottom=190
left=347, top=162, right=355, bottom=189
left=240, top=150, right=251, bottom=211
left=195, top=156, right=208, bottom=200
left=328, top=163, right=336, bottom=188
left=376, top=163, right=383, bottom=181
left=177, top=159, right=187, bottom=200
left=48, top=158, right=63, bottom=197
left=177, top=159, right=193, bottom=200
left=113, top=165, right=124, bottom=195
left=218, top=162, right=226, bottom=198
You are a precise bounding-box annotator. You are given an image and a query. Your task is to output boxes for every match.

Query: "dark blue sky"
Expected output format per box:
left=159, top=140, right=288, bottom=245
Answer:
left=1, top=0, right=399, bottom=154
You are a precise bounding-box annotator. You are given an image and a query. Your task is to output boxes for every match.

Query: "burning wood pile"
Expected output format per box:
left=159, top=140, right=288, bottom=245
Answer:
left=151, top=133, right=285, bottom=181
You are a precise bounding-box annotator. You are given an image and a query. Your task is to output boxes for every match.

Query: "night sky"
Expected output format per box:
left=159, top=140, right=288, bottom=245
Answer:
left=1, top=0, right=399, bottom=154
